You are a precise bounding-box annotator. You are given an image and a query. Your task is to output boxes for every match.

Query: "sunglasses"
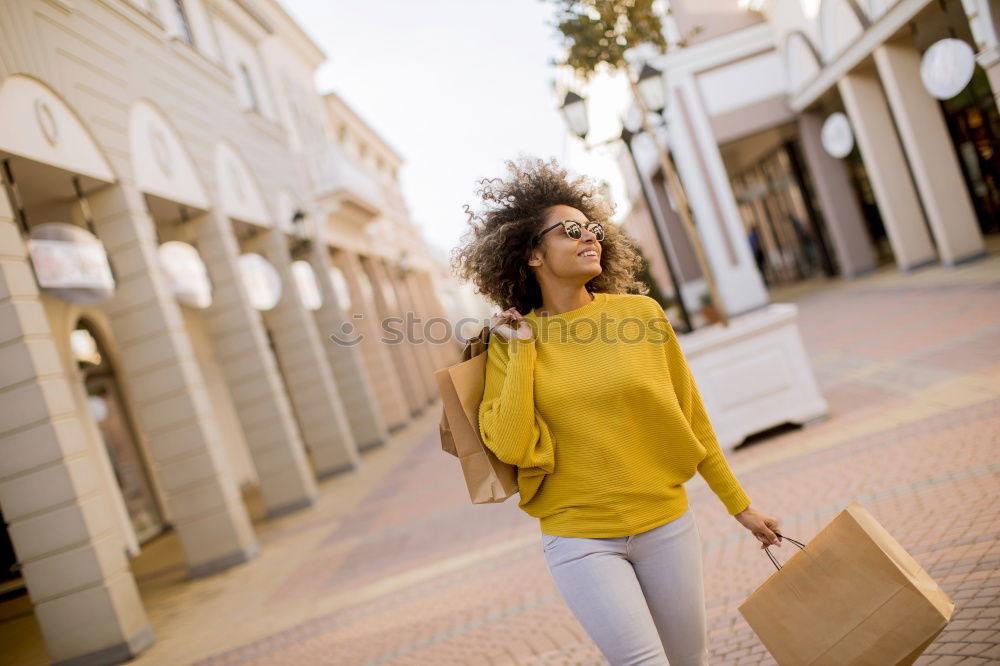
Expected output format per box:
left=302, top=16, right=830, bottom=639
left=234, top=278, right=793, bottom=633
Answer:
left=532, top=219, right=605, bottom=245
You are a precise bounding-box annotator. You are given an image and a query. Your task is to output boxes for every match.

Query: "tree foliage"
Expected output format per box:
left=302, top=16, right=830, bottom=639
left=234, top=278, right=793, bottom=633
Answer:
left=543, top=0, right=669, bottom=80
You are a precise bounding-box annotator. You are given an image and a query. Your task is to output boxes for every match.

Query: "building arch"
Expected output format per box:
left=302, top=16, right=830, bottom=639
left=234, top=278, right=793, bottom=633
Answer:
left=213, top=141, right=271, bottom=226
left=128, top=98, right=210, bottom=210
left=68, top=314, right=167, bottom=546
left=0, top=73, right=115, bottom=184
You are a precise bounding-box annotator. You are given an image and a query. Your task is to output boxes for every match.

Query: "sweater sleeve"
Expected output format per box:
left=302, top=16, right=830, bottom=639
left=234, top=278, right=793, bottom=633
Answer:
left=478, top=336, right=556, bottom=477
left=650, top=302, right=752, bottom=515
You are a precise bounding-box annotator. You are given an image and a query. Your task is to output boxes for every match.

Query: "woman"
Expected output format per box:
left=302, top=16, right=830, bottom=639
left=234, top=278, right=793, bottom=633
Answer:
left=452, top=157, right=782, bottom=666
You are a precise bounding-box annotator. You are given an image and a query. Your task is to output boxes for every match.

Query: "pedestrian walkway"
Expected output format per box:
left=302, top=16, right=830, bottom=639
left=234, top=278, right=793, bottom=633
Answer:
left=2, top=254, right=998, bottom=665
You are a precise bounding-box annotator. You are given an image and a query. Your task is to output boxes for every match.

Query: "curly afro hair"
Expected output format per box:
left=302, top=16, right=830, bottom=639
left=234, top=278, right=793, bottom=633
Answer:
left=450, top=155, right=647, bottom=314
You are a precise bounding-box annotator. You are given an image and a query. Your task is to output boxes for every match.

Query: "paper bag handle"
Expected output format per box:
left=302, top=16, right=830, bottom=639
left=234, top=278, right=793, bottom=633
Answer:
left=763, top=533, right=807, bottom=571
left=486, top=315, right=517, bottom=341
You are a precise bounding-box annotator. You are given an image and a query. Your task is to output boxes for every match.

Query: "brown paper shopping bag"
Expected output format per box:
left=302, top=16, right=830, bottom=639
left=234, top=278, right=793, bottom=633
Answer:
left=738, top=502, right=954, bottom=666
left=434, top=324, right=518, bottom=504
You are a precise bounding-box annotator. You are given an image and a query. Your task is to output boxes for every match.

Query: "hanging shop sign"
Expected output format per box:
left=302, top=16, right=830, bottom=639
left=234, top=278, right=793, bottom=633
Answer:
left=237, top=252, right=282, bottom=311
left=821, top=112, right=854, bottom=159
left=921, top=38, right=976, bottom=100
left=291, top=260, right=322, bottom=311
left=26, top=222, right=115, bottom=304
left=158, top=241, right=212, bottom=309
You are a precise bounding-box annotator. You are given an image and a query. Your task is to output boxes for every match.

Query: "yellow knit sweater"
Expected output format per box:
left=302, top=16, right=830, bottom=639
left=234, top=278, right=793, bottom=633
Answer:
left=478, top=291, right=751, bottom=537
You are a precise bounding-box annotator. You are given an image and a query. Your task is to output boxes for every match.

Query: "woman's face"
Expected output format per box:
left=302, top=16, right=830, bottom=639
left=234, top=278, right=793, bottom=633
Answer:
left=528, top=204, right=602, bottom=282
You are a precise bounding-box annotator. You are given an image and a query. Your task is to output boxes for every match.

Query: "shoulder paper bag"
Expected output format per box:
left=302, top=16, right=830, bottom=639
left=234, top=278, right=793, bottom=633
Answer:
left=739, top=502, right=954, bottom=665
left=434, top=323, right=518, bottom=504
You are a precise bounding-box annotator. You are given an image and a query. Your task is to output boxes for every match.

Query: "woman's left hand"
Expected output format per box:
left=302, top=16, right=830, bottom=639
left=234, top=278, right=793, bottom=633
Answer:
left=735, top=506, right=781, bottom=549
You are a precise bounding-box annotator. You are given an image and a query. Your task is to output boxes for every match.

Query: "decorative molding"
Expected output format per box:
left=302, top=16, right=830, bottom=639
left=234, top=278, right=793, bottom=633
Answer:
left=34, top=98, right=58, bottom=146
left=41, top=0, right=74, bottom=14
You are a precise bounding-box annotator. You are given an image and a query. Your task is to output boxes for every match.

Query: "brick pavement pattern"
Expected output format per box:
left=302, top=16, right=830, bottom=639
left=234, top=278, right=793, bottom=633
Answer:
left=2, top=265, right=998, bottom=666
left=188, top=276, right=998, bottom=665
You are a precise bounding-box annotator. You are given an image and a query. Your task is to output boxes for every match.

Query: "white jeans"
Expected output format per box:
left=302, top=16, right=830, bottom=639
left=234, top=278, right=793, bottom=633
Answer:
left=541, top=509, right=708, bottom=666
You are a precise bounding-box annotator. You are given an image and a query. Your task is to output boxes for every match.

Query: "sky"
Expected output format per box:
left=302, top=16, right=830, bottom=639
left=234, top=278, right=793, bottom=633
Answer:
left=277, top=0, right=631, bottom=261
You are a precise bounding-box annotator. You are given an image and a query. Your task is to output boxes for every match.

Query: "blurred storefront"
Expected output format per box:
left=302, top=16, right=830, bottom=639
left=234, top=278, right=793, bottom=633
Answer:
left=618, top=0, right=997, bottom=309
left=0, top=1, right=457, bottom=664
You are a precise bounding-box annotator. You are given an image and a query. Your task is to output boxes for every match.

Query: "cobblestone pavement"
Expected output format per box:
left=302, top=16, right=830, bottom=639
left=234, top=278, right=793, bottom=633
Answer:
left=4, top=258, right=999, bottom=666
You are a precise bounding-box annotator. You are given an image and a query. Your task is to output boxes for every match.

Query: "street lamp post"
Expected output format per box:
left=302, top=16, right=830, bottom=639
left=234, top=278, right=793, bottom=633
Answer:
left=621, top=126, right=693, bottom=333
left=290, top=208, right=311, bottom=257
left=560, top=90, right=694, bottom=333
left=628, top=63, right=728, bottom=326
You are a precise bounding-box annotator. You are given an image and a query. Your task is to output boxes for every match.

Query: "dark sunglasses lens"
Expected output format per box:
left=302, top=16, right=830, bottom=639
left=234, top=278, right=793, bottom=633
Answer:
left=562, top=221, right=604, bottom=240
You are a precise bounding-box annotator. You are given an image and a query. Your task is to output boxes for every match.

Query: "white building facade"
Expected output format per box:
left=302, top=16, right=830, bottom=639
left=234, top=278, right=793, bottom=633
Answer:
left=619, top=0, right=997, bottom=317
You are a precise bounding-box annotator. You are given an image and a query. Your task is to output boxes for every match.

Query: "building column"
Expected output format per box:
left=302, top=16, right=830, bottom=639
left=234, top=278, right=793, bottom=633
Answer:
left=89, top=185, right=259, bottom=577
left=196, top=211, right=318, bottom=517
left=666, top=79, right=768, bottom=315
left=0, top=187, right=154, bottom=664
left=797, top=112, right=876, bottom=278
left=404, top=269, right=456, bottom=376
left=334, top=250, right=410, bottom=432
left=981, top=47, right=1000, bottom=108
left=261, top=234, right=360, bottom=478
left=308, top=244, right=387, bottom=452
left=972, top=0, right=1000, bottom=108
left=415, top=270, right=464, bottom=361
left=368, top=256, right=435, bottom=408
left=399, top=270, right=440, bottom=405
left=360, top=255, right=426, bottom=416
left=838, top=67, right=938, bottom=270
left=873, top=38, right=986, bottom=266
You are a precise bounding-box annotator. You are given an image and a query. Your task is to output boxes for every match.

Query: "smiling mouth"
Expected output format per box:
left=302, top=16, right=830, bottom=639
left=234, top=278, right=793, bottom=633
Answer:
left=578, top=250, right=599, bottom=258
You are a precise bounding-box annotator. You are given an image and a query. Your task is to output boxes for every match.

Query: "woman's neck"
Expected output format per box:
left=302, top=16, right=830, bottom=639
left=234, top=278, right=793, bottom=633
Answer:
left=536, top=287, right=594, bottom=317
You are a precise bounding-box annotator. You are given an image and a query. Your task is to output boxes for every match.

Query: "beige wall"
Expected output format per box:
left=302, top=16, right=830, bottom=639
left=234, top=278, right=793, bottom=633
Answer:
left=181, top=306, right=257, bottom=487
left=670, top=0, right=764, bottom=45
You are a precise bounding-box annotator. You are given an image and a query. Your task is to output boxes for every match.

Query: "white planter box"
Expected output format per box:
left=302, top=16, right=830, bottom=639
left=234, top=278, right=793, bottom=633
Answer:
left=678, top=302, right=828, bottom=450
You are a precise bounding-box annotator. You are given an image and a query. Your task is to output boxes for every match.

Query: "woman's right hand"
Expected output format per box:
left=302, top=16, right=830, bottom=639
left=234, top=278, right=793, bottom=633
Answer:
left=490, top=307, right=534, bottom=341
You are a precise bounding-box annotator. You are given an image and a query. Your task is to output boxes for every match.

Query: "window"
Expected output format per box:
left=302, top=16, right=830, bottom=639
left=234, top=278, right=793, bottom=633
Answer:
left=238, top=64, right=259, bottom=111
left=174, top=0, right=194, bottom=44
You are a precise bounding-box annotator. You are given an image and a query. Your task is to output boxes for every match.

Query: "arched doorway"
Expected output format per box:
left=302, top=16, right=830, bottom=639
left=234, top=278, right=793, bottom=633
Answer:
left=71, top=320, right=165, bottom=543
